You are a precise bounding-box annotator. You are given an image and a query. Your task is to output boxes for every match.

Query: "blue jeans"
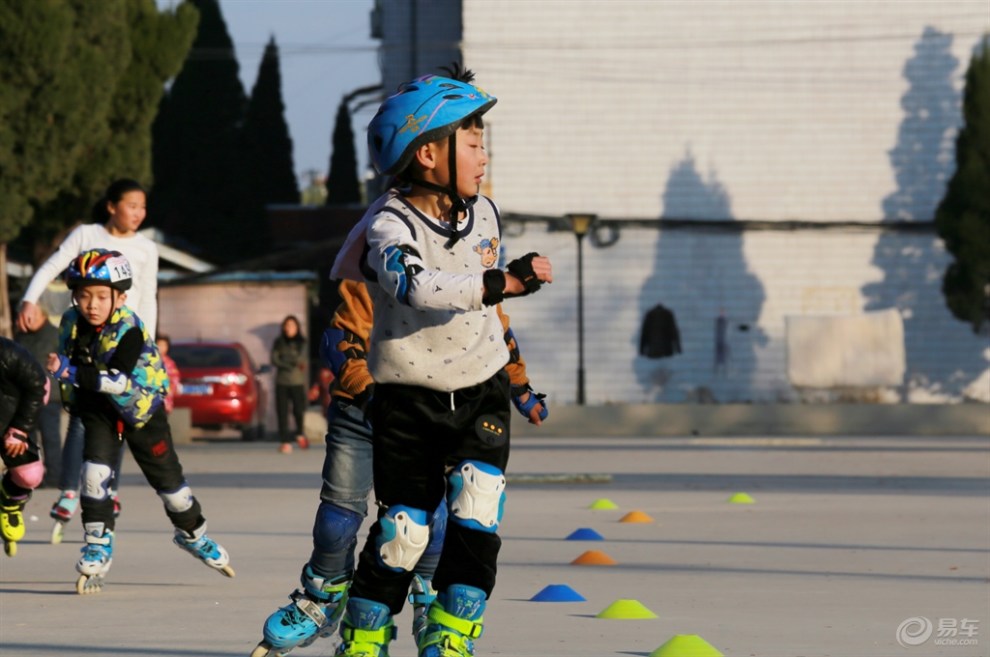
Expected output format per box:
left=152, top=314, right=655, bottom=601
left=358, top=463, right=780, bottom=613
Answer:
left=58, top=414, right=125, bottom=494
left=308, top=399, right=445, bottom=581
left=35, top=401, right=62, bottom=488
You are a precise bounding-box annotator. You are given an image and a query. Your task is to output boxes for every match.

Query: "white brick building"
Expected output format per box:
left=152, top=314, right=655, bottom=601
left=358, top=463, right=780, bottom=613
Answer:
left=371, top=0, right=989, bottom=404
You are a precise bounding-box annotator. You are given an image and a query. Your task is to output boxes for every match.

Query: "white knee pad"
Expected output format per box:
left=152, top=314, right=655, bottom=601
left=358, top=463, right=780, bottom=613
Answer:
left=158, top=484, right=194, bottom=513
left=81, top=462, right=113, bottom=501
left=376, top=505, right=430, bottom=572
left=447, top=460, right=506, bottom=533
left=10, top=460, right=45, bottom=489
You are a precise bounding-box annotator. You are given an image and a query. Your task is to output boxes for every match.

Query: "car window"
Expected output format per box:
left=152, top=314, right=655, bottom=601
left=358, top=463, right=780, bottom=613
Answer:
left=171, top=345, right=243, bottom=369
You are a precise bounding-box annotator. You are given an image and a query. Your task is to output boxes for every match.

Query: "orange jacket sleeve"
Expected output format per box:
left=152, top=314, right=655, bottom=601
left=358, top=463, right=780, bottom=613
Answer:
left=497, top=304, right=530, bottom=390
left=330, top=280, right=375, bottom=400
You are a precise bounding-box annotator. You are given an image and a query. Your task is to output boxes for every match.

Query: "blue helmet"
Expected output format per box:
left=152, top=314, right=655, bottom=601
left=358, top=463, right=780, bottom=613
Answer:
left=367, top=74, right=496, bottom=176
left=66, top=248, right=133, bottom=292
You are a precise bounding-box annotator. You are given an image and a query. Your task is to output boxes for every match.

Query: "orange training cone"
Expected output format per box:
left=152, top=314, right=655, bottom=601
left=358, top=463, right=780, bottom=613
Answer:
left=620, top=510, right=654, bottom=523
left=571, top=550, right=617, bottom=566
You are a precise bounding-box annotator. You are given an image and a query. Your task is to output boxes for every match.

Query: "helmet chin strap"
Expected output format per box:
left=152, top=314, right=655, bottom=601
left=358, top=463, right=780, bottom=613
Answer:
left=407, top=133, right=478, bottom=249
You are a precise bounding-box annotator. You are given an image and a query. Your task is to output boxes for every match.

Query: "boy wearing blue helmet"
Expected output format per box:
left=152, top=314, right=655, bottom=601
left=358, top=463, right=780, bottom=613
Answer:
left=329, top=67, right=552, bottom=657
left=46, top=248, right=235, bottom=594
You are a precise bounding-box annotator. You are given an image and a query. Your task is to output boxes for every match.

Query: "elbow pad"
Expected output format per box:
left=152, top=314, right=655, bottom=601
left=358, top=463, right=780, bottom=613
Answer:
left=381, top=244, right=423, bottom=305
left=97, top=369, right=129, bottom=395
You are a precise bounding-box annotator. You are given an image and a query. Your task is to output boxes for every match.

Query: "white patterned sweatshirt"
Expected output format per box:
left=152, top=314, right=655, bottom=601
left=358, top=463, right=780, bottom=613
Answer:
left=334, top=190, right=509, bottom=392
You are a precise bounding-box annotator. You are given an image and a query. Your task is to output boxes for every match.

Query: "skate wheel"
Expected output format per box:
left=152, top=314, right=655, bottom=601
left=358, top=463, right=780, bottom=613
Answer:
left=76, top=574, right=104, bottom=595
left=249, top=642, right=274, bottom=657
left=219, top=564, right=236, bottom=578
left=51, top=521, right=64, bottom=545
left=4, top=541, right=16, bottom=557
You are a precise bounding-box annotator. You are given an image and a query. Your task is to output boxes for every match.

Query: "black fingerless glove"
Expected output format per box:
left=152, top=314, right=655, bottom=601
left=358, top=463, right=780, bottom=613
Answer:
left=505, top=252, right=543, bottom=297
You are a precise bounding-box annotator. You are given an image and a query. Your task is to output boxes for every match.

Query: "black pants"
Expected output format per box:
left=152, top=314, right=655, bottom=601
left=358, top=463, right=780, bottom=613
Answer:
left=350, top=370, right=511, bottom=614
left=275, top=384, right=306, bottom=443
left=80, top=408, right=202, bottom=533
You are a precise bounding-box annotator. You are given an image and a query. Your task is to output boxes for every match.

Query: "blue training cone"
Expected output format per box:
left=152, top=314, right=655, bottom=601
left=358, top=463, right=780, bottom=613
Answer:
left=530, top=584, right=586, bottom=602
left=566, top=527, right=605, bottom=541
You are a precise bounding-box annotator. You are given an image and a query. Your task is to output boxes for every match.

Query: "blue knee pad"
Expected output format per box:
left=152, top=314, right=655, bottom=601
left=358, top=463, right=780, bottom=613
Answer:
left=447, top=461, right=506, bottom=533
left=376, top=505, right=430, bottom=572
left=313, top=502, right=363, bottom=555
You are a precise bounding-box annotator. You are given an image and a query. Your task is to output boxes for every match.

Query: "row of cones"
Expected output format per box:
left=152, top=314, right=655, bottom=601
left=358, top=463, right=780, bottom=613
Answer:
left=566, top=494, right=754, bottom=564
left=589, top=493, right=755, bottom=511
left=528, top=585, right=723, bottom=655
left=519, top=496, right=744, bottom=655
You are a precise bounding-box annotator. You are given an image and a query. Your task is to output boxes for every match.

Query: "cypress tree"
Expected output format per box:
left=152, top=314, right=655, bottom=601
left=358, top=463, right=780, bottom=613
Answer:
left=325, top=100, right=361, bottom=205
left=935, top=37, right=990, bottom=333
left=151, top=0, right=246, bottom=261
left=243, top=36, right=298, bottom=205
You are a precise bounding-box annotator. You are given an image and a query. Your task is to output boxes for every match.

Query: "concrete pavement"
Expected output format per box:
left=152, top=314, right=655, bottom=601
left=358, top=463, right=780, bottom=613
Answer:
left=1, top=433, right=987, bottom=657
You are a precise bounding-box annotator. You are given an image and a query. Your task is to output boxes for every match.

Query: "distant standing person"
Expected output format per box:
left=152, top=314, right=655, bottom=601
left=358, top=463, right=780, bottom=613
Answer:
left=271, top=315, right=309, bottom=454
left=156, top=335, right=181, bottom=414
left=15, top=178, right=159, bottom=541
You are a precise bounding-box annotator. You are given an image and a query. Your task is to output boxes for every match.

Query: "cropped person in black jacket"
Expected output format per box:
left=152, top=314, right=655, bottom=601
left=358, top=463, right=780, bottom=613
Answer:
left=0, top=336, right=49, bottom=556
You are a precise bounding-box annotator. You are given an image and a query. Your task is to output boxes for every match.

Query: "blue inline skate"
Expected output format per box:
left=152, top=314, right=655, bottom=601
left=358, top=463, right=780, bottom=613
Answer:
left=250, top=566, right=350, bottom=657
left=49, top=489, right=78, bottom=545
left=409, top=574, right=437, bottom=645
left=335, top=597, right=396, bottom=657
left=76, top=524, right=113, bottom=594
left=173, top=521, right=235, bottom=577
left=417, top=584, right=486, bottom=657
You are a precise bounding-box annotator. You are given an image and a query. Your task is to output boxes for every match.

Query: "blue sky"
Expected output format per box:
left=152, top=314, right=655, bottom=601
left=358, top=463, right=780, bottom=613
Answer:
left=161, top=0, right=380, bottom=184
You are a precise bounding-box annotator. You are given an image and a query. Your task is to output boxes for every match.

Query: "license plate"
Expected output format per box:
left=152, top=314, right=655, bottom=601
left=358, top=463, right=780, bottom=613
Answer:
left=181, top=383, right=213, bottom=396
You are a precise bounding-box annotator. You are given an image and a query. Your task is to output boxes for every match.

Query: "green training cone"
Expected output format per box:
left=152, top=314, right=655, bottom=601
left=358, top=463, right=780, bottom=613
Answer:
left=589, top=498, right=619, bottom=510
left=596, top=599, right=658, bottom=619
left=728, top=492, right=755, bottom=504
left=650, top=634, right=723, bottom=657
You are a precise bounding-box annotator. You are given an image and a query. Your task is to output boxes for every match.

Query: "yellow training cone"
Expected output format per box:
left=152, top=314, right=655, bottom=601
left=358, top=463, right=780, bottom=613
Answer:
left=650, top=634, right=723, bottom=656
left=589, top=498, right=619, bottom=510
left=596, top=599, right=658, bottom=619
left=620, top=510, right=654, bottom=523
left=728, top=492, right=755, bottom=504
left=571, top=550, right=617, bottom=566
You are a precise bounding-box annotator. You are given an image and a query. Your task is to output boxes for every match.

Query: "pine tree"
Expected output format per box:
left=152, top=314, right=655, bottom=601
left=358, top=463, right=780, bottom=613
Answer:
left=151, top=0, right=247, bottom=261
left=935, top=37, right=990, bottom=333
left=325, top=100, right=361, bottom=205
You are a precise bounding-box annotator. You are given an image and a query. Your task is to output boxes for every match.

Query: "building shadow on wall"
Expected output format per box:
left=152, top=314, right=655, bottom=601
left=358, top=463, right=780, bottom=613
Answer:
left=863, top=27, right=984, bottom=399
left=634, top=150, right=767, bottom=403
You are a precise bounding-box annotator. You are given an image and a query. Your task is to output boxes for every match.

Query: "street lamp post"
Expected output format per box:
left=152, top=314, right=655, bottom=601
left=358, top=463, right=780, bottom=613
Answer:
left=566, top=213, right=597, bottom=406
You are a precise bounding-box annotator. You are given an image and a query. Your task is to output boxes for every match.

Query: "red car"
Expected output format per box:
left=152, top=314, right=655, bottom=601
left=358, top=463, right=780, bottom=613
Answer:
left=170, top=341, right=269, bottom=441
